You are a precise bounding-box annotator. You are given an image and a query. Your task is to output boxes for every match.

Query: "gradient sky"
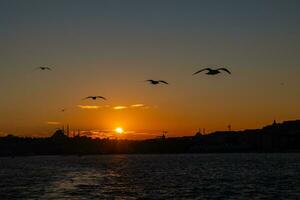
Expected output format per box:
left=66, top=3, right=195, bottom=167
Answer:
left=1, top=0, right=300, bottom=139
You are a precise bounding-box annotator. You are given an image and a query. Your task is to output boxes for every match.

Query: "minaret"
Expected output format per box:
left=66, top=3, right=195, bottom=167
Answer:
left=67, top=124, right=70, bottom=137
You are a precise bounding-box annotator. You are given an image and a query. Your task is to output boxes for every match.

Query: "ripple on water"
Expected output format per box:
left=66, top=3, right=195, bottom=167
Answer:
left=0, top=154, right=299, bottom=199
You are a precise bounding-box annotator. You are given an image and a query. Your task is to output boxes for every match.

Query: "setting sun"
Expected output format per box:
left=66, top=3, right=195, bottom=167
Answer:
left=115, top=127, right=124, bottom=134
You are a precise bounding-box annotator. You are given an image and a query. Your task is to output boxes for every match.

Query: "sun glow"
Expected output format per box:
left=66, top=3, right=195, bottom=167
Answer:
left=115, top=127, right=124, bottom=134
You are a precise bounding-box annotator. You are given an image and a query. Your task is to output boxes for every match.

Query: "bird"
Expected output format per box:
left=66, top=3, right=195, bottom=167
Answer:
left=36, top=66, right=52, bottom=71
left=146, top=80, right=169, bottom=85
left=193, top=67, right=231, bottom=75
left=83, top=96, right=107, bottom=100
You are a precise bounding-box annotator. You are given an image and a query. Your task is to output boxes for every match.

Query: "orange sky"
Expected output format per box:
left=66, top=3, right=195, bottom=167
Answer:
left=0, top=1, right=300, bottom=139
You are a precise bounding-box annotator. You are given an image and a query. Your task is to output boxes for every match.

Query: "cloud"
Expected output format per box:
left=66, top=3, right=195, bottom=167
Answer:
left=113, top=104, right=151, bottom=110
left=79, top=129, right=120, bottom=139
left=113, top=106, right=128, bottom=110
left=76, top=129, right=162, bottom=140
left=77, top=105, right=100, bottom=109
left=47, top=121, right=61, bottom=125
left=130, top=104, right=145, bottom=108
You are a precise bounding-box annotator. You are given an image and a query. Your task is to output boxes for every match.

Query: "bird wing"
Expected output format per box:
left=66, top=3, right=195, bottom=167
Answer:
left=96, top=96, right=107, bottom=100
left=35, top=66, right=52, bottom=71
left=193, top=68, right=210, bottom=75
left=83, top=96, right=93, bottom=100
left=217, top=68, right=231, bottom=74
left=159, top=80, right=169, bottom=84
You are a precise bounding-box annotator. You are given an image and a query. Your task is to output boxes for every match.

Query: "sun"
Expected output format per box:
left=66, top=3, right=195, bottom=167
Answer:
left=115, top=127, right=124, bottom=134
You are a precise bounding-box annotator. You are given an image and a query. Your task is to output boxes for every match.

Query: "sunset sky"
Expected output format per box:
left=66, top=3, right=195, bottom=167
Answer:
left=0, top=0, right=300, bottom=139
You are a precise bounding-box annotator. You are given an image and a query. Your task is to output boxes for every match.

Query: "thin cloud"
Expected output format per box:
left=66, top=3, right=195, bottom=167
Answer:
left=79, top=129, right=120, bottom=139
left=130, top=104, right=145, bottom=108
left=77, top=105, right=100, bottom=109
left=77, top=129, right=163, bottom=140
left=113, top=104, right=152, bottom=110
left=113, top=106, right=128, bottom=110
left=47, top=121, right=61, bottom=125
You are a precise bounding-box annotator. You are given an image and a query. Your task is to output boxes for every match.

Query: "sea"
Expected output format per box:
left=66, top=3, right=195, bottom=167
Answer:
left=0, top=154, right=299, bottom=199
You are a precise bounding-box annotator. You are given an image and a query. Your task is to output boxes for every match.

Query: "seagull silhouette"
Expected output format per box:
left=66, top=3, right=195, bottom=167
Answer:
left=83, top=96, right=107, bottom=100
left=193, top=67, right=231, bottom=75
left=36, top=66, right=52, bottom=71
left=146, top=80, right=169, bottom=85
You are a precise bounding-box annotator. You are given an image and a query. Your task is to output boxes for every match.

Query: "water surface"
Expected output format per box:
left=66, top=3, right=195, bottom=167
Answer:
left=0, top=154, right=299, bottom=199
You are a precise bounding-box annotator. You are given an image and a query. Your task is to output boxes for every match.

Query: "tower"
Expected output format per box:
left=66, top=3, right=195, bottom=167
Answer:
left=228, top=124, right=231, bottom=132
left=67, top=124, right=70, bottom=137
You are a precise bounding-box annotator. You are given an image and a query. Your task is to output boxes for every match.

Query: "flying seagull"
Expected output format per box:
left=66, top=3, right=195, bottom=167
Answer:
left=83, top=96, right=107, bottom=100
left=36, top=66, right=52, bottom=71
left=193, top=67, right=231, bottom=75
left=146, top=80, right=169, bottom=85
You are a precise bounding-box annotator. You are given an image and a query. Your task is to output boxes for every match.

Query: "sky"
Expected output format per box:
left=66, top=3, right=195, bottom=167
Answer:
left=0, top=0, right=300, bottom=139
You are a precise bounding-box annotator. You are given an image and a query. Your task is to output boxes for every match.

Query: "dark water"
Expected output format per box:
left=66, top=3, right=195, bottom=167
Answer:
left=0, top=154, right=299, bottom=200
